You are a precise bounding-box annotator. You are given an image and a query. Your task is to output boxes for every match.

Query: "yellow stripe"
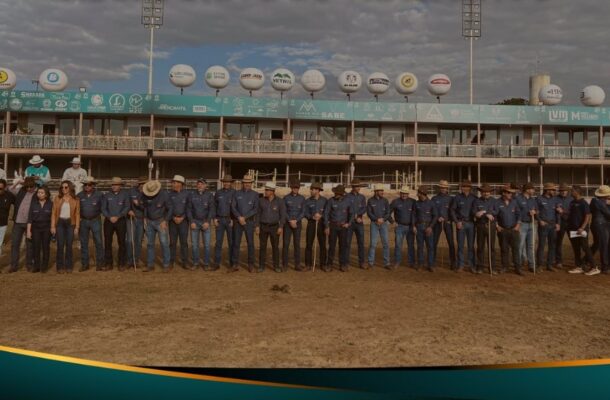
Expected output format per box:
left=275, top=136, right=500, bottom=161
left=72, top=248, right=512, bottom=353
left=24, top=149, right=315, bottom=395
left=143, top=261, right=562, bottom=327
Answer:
left=478, top=358, right=610, bottom=370
left=0, top=345, right=327, bottom=390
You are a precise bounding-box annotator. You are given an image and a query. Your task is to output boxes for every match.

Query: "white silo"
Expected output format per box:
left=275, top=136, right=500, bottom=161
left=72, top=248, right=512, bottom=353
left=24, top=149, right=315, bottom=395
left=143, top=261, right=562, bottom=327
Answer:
left=529, top=74, right=551, bottom=105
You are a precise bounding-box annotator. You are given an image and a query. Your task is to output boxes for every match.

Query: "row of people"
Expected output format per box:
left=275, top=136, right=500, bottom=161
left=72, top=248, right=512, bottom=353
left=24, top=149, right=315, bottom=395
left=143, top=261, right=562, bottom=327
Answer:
left=1, top=173, right=609, bottom=275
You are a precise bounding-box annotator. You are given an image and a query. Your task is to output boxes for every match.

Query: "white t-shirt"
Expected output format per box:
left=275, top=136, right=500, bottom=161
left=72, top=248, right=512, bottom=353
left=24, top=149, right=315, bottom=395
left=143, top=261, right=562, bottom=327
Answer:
left=60, top=201, right=71, bottom=219
left=62, top=167, right=88, bottom=193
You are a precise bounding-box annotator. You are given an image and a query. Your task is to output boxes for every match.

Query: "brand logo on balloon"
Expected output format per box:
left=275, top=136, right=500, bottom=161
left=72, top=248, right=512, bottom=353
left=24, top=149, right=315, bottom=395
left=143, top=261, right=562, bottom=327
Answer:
left=47, top=72, right=60, bottom=83
left=0, top=70, right=8, bottom=84
left=401, top=75, right=416, bottom=89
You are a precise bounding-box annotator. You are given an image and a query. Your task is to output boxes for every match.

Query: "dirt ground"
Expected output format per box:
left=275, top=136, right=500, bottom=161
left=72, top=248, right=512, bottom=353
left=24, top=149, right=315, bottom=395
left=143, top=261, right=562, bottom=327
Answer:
left=1, top=230, right=609, bottom=368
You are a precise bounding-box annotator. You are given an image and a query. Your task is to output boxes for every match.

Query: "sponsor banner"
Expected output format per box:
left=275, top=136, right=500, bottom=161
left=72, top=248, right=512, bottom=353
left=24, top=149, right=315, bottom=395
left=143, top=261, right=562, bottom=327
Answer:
left=540, top=105, right=607, bottom=126
left=479, top=105, right=542, bottom=125
left=352, top=101, right=416, bottom=122
left=416, top=103, right=479, bottom=124
left=221, top=97, right=289, bottom=118
left=289, top=99, right=353, bottom=121
left=151, top=94, right=222, bottom=116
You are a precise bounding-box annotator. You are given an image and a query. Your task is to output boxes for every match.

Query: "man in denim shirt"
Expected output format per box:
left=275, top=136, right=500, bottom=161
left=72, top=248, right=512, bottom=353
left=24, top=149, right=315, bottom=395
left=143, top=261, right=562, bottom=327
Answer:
left=554, top=183, right=573, bottom=269
left=516, top=182, right=538, bottom=271
left=536, top=183, right=560, bottom=272
left=366, top=184, right=391, bottom=269
left=188, top=178, right=216, bottom=270
left=230, top=174, right=259, bottom=272
left=282, top=179, right=305, bottom=271
left=390, top=186, right=416, bottom=269
left=213, top=175, right=235, bottom=270
left=431, top=180, right=455, bottom=269
left=346, top=178, right=367, bottom=268
left=473, top=183, right=498, bottom=274
left=324, top=184, right=354, bottom=272
left=414, top=187, right=437, bottom=271
left=168, top=175, right=190, bottom=269
left=496, top=184, right=523, bottom=275
left=450, top=180, right=477, bottom=272
left=142, top=180, right=173, bottom=272
left=304, top=182, right=327, bottom=271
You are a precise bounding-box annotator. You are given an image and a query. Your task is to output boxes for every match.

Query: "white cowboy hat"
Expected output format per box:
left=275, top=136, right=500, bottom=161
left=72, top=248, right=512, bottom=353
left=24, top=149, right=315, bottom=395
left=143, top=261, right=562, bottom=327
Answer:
left=264, top=182, right=277, bottom=191
left=143, top=180, right=161, bottom=197
left=595, top=185, right=610, bottom=198
left=70, top=157, right=81, bottom=164
left=172, top=175, right=186, bottom=184
left=29, top=155, right=44, bottom=165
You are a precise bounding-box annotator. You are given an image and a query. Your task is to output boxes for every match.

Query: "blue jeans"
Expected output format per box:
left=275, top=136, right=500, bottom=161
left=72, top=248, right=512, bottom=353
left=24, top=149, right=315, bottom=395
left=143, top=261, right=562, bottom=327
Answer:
left=56, top=218, right=74, bottom=270
left=591, top=222, right=609, bottom=270
left=282, top=221, right=302, bottom=268
left=191, top=221, right=211, bottom=266
left=394, top=224, right=415, bottom=266
left=146, top=219, right=170, bottom=268
left=347, top=221, right=365, bottom=265
left=432, top=221, right=455, bottom=267
left=79, top=218, right=104, bottom=268
left=169, top=219, right=189, bottom=265
left=231, top=220, right=256, bottom=266
left=11, top=223, right=33, bottom=270
left=456, top=221, right=475, bottom=269
left=368, top=221, right=389, bottom=266
left=214, top=217, right=233, bottom=266
left=126, top=217, right=144, bottom=265
left=519, top=222, right=535, bottom=267
left=416, top=223, right=435, bottom=268
left=328, top=224, right=349, bottom=267
left=537, top=223, right=557, bottom=269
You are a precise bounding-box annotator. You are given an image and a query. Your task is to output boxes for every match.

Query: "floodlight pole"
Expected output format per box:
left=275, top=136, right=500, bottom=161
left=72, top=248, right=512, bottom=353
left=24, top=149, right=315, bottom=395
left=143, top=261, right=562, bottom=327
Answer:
left=148, top=26, right=154, bottom=95
left=462, top=0, right=481, bottom=105
left=142, top=0, right=164, bottom=95
left=469, top=36, right=473, bottom=105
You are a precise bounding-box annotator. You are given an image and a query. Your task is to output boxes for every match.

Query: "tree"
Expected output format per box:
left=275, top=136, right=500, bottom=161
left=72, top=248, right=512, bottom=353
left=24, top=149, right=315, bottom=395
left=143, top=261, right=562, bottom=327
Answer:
left=494, top=98, right=528, bottom=105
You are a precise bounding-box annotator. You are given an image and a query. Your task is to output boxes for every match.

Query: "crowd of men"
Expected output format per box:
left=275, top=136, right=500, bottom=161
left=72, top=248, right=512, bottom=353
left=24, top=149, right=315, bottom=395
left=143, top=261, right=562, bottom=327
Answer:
left=1, top=155, right=610, bottom=276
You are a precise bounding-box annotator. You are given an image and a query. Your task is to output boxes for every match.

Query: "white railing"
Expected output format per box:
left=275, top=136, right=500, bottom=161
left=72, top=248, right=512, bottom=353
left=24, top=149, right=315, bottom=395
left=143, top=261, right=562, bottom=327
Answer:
left=384, top=143, right=415, bottom=156
left=83, top=136, right=149, bottom=151
left=509, top=145, right=539, bottom=158
left=290, top=140, right=320, bottom=154
left=187, top=138, right=219, bottom=152
left=5, top=134, right=78, bottom=150
left=417, top=144, right=444, bottom=157
left=320, top=141, right=351, bottom=155
left=571, top=146, right=601, bottom=159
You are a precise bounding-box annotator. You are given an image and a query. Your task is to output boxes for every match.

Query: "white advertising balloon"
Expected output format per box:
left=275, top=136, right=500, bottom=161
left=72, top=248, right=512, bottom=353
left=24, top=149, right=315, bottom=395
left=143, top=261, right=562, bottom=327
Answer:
left=239, top=68, right=265, bottom=91
left=0, top=68, right=17, bottom=90
left=270, top=68, right=295, bottom=92
left=395, top=72, right=418, bottom=95
left=204, top=65, right=230, bottom=89
left=338, top=71, right=362, bottom=94
left=539, top=84, right=563, bottom=105
left=169, top=64, right=196, bottom=88
left=366, top=72, right=390, bottom=95
left=580, top=85, right=605, bottom=107
left=301, top=69, right=326, bottom=93
left=427, top=74, right=451, bottom=96
left=39, top=68, right=68, bottom=92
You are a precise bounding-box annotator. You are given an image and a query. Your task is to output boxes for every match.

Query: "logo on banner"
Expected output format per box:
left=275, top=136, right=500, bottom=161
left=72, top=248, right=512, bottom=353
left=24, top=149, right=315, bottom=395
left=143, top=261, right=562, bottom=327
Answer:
left=425, top=105, right=444, bottom=121
left=109, top=94, right=126, bottom=111
left=9, top=98, right=22, bottom=110
left=299, top=101, right=316, bottom=114
left=55, top=100, right=68, bottom=108
left=91, top=94, right=104, bottom=107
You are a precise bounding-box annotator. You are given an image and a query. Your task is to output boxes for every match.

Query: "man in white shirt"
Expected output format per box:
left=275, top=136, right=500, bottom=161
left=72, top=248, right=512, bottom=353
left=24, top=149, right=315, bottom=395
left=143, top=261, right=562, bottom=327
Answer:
left=62, top=157, right=88, bottom=194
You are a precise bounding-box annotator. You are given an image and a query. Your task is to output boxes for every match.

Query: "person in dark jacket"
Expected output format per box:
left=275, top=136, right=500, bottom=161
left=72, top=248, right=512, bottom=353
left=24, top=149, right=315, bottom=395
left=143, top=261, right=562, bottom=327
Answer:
left=102, top=177, right=130, bottom=270
left=496, top=184, right=523, bottom=275
left=188, top=178, right=216, bottom=270
left=8, top=176, right=37, bottom=272
left=230, top=174, right=259, bottom=272
left=324, top=184, right=354, bottom=272
left=126, top=176, right=147, bottom=268
left=390, top=186, right=416, bottom=269
left=554, top=183, right=573, bottom=269
left=303, top=181, right=327, bottom=271
left=590, top=185, right=610, bottom=274
left=26, top=186, right=52, bottom=273
left=414, top=187, right=437, bottom=271
left=0, top=179, right=15, bottom=259
left=282, top=179, right=305, bottom=271
left=450, top=180, right=477, bottom=271
left=142, top=180, right=172, bottom=272
left=256, top=182, right=286, bottom=273
left=346, top=178, right=367, bottom=268
left=431, top=180, right=455, bottom=269
left=473, top=183, right=498, bottom=274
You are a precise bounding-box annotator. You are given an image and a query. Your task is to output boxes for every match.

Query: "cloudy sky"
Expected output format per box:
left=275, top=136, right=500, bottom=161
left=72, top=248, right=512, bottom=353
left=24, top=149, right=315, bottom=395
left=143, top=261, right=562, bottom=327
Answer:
left=2, top=0, right=609, bottom=104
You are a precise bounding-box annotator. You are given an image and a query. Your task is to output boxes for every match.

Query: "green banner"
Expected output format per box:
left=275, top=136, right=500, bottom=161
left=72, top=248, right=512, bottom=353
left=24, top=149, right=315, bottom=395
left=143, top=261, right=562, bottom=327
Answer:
left=221, top=97, right=289, bottom=119
left=352, top=101, right=416, bottom=122
left=540, top=105, right=607, bottom=126
left=416, top=104, right=479, bottom=124
left=479, top=105, right=542, bottom=125
left=151, top=94, right=222, bottom=116
left=289, top=99, right=353, bottom=121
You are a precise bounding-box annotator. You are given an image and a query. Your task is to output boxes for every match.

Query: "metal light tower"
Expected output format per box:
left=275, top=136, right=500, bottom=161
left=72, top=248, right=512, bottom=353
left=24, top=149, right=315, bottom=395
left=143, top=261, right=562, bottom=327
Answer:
left=462, top=0, right=481, bottom=104
left=142, top=0, right=164, bottom=95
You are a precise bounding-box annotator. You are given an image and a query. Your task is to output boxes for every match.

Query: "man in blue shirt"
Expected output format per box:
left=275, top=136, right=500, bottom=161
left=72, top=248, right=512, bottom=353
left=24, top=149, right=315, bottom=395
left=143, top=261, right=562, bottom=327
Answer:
left=188, top=178, right=216, bottom=270
left=304, top=182, right=327, bottom=271
left=431, top=180, right=455, bottom=269
left=324, top=184, right=354, bottom=272
left=102, top=177, right=130, bottom=271
left=126, top=176, right=147, bottom=269
left=257, top=182, right=287, bottom=273
left=555, top=183, right=573, bottom=269
left=213, top=174, right=235, bottom=270
left=414, top=187, right=437, bottom=271
left=473, top=183, right=498, bottom=274
left=230, top=174, right=259, bottom=272
left=566, top=186, right=596, bottom=275
left=346, top=178, right=367, bottom=268
left=282, top=179, right=305, bottom=271
left=142, top=180, right=172, bottom=272
left=536, top=182, right=560, bottom=272
left=496, top=184, right=523, bottom=275
left=168, top=175, right=190, bottom=269
left=390, top=185, right=416, bottom=269
left=78, top=176, right=104, bottom=271
left=516, top=182, right=538, bottom=271
left=450, top=180, right=477, bottom=271
left=366, top=184, right=391, bottom=269
left=590, top=185, right=610, bottom=274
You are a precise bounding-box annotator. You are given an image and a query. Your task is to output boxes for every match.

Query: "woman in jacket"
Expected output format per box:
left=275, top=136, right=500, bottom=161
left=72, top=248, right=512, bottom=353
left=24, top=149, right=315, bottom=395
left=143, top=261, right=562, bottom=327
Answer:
left=51, top=180, right=81, bottom=273
left=26, top=186, right=53, bottom=273
left=590, top=185, right=610, bottom=275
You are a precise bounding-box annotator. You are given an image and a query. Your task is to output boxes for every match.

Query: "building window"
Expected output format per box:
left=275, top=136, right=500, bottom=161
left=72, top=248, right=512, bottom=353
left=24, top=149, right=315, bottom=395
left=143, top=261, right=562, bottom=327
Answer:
left=58, top=119, right=75, bottom=135
left=557, top=130, right=569, bottom=146
left=320, top=125, right=347, bottom=142
left=572, top=131, right=584, bottom=146
left=382, top=127, right=404, bottom=143
left=293, top=127, right=316, bottom=141
left=417, top=132, right=437, bottom=144
left=587, top=130, right=599, bottom=146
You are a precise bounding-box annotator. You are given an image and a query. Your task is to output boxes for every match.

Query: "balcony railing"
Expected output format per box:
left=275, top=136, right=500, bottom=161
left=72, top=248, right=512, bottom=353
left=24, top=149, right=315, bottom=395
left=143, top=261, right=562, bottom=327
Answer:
left=1, top=134, right=608, bottom=161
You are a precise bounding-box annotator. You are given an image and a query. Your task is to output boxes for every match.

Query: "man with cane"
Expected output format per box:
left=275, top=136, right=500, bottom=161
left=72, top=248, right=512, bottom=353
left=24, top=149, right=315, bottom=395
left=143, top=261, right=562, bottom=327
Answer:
left=516, top=182, right=538, bottom=272
left=127, top=176, right=147, bottom=270
left=473, top=183, right=498, bottom=274
left=304, top=182, right=327, bottom=272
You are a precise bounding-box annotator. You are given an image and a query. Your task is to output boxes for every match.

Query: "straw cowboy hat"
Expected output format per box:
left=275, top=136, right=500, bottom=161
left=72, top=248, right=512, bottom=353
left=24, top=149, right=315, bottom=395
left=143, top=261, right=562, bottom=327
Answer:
left=522, top=182, right=535, bottom=191
left=417, top=187, right=428, bottom=196
left=111, top=177, right=123, bottom=185
left=438, top=180, right=450, bottom=188
left=310, top=181, right=323, bottom=190
left=264, top=182, right=277, bottom=191
left=399, top=185, right=411, bottom=194
left=241, top=174, right=254, bottom=183
left=143, top=180, right=162, bottom=197
left=288, top=178, right=301, bottom=188
left=83, top=176, right=96, bottom=185
left=332, top=184, right=346, bottom=195
left=29, top=155, right=44, bottom=165
left=477, top=183, right=493, bottom=193
left=172, top=175, right=185, bottom=184
left=373, top=183, right=385, bottom=191
left=70, top=157, right=81, bottom=164
left=501, top=184, right=517, bottom=193
left=595, top=185, right=610, bottom=197
left=221, top=174, right=234, bottom=182
left=543, top=182, right=558, bottom=191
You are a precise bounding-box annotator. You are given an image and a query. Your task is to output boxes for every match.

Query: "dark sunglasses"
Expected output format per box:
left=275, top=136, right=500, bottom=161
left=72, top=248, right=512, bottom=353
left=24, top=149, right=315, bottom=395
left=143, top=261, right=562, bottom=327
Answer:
left=61, top=185, right=70, bottom=189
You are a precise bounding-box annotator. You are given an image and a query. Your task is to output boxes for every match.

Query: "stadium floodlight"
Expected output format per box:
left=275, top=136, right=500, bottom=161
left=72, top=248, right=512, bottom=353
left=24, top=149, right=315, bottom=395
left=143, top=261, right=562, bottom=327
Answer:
left=141, top=0, right=164, bottom=95
left=462, top=0, right=481, bottom=104
left=31, top=80, right=40, bottom=91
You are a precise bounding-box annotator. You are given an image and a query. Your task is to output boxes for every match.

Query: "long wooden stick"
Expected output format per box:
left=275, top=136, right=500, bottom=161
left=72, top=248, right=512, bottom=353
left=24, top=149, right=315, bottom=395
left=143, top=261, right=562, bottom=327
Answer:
left=532, top=219, right=536, bottom=274
left=312, top=219, right=319, bottom=272
left=130, top=216, right=137, bottom=272
left=488, top=221, right=493, bottom=276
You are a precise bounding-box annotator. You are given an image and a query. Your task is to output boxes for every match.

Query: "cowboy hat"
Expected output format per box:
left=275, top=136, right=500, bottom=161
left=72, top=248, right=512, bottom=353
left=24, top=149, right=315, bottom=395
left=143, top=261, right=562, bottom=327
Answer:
left=143, top=180, right=162, bottom=197
left=558, top=183, right=570, bottom=191
left=501, top=184, right=517, bottom=193
left=543, top=182, right=558, bottom=191
left=29, top=155, right=44, bottom=165
left=83, top=176, right=96, bottom=185
left=332, top=184, right=346, bottom=195
left=310, top=181, right=323, bottom=191
left=460, top=179, right=472, bottom=188
left=438, top=180, right=449, bottom=188
left=70, top=157, right=81, bottom=164
left=350, top=178, right=364, bottom=187
left=172, top=175, right=185, bottom=184
left=288, top=178, right=301, bottom=188
left=477, top=183, right=493, bottom=193
left=111, top=177, right=123, bottom=185
left=595, top=185, right=610, bottom=197
left=242, top=174, right=254, bottom=183
left=522, top=182, right=535, bottom=191
left=373, top=183, right=385, bottom=191
left=399, top=185, right=411, bottom=194
left=221, top=174, right=234, bottom=182
left=417, top=187, right=428, bottom=196
left=196, top=177, right=207, bottom=184
left=264, top=182, right=277, bottom=191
